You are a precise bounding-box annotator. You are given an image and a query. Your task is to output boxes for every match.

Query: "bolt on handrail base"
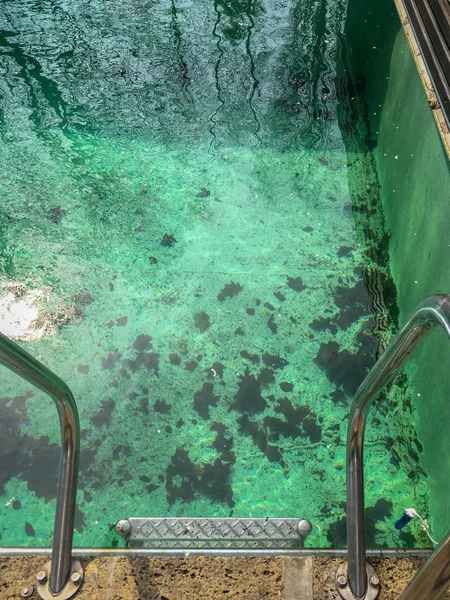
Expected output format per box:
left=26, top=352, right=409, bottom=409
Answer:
left=337, top=562, right=380, bottom=600
left=36, top=560, right=83, bottom=600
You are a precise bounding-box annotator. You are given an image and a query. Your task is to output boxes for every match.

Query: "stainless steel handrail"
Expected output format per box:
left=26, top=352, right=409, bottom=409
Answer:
left=399, top=528, right=450, bottom=599
left=0, top=331, right=80, bottom=595
left=344, top=294, right=450, bottom=599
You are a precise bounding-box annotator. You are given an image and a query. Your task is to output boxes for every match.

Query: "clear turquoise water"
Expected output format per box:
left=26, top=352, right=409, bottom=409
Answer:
left=0, top=0, right=430, bottom=548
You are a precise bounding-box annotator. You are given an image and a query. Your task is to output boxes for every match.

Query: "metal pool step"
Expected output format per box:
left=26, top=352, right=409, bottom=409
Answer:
left=115, top=517, right=313, bottom=549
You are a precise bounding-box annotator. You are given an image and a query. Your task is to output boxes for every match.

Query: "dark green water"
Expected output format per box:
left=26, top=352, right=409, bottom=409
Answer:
left=0, top=0, right=430, bottom=549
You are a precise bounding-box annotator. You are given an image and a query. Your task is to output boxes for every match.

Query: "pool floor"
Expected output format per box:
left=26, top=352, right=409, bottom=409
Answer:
left=0, top=0, right=430, bottom=549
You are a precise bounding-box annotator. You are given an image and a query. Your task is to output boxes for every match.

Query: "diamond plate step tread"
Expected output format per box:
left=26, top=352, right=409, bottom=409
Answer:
left=123, top=518, right=310, bottom=542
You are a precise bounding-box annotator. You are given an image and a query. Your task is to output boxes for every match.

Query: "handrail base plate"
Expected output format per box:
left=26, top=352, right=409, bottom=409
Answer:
left=36, top=559, right=83, bottom=600
left=336, top=562, right=380, bottom=600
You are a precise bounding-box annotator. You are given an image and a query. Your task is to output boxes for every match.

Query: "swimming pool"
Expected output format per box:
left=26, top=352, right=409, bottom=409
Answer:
left=0, top=0, right=435, bottom=550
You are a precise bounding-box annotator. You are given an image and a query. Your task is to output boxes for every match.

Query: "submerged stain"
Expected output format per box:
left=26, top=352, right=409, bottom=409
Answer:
left=262, top=353, right=289, bottom=370
left=330, top=389, right=347, bottom=405
left=338, top=246, right=353, bottom=258
left=217, top=282, right=243, bottom=301
left=23, top=438, right=60, bottom=501
left=287, top=276, right=306, bottom=292
left=271, top=397, right=320, bottom=441
left=112, top=444, right=132, bottom=460
left=101, top=352, right=121, bottom=369
left=48, top=207, right=67, bottom=224
left=309, top=317, right=338, bottom=335
left=240, top=350, right=260, bottom=365
left=106, top=317, right=128, bottom=328
left=314, top=340, right=373, bottom=395
left=303, top=417, right=322, bottom=442
left=165, top=448, right=234, bottom=507
left=327, top=498, right=393, bottom=547
left=91, top=398, right=115, bottom=428
left=196, top=187, right=210, bottom=198
left=230, top=368, right=267, bottom=415
left=238, top=396, right=322, bottom=464
left=184, top=360, right=198, bottom=372
left=146, top=484, right=159, bottom=494
left=207, top=362, right=226, bottom=381
left=140, top=397, right=149, bottom=414
left=169, top=353, right=181, bottom=365
left=122, top=352, right=160, bottom=376
left=72, top=291, right=94, bottom=305
left=154, top=399, right=171, bottom=414
left=74, top=507, right=85, bottom=533
left=194, top=311, right=211, bottom=332
left=212, top=422, right=234, bottom=454
left=258, top=367, right=275, bottom=385
left=119, top=367, right=131, bottom=379
left=194, top=383, right=219, bottom=419
left=267, top=315, right=277, bottom=334
left=237, top=415, right=282, bottom=463
left=333, top=280, right=369, bottom=328
left=133, top=334, right=152, bottom=351
left=161, top=233, right=177, bottom=247
left=279, top=382, right=293, bottom=393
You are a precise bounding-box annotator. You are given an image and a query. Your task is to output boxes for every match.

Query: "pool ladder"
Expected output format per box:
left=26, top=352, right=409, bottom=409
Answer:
left=0, top=331, right=82, bottom=600
left=338, top=293, right=450, bottom=600
left=2, top=294, right=450, bottom=598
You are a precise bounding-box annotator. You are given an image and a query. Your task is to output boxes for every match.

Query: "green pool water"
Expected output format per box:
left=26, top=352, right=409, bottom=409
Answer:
left=0, top=0, right=430, bottom=549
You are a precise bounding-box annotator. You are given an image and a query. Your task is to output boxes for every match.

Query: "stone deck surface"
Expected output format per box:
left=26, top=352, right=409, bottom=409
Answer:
left=1, top=555, right=450, bottom=599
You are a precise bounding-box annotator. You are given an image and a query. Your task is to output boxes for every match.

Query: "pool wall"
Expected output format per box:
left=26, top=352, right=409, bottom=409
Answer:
left=345, top=0, right=450, bottom=542
left=374, top=24, right=450, bottom=539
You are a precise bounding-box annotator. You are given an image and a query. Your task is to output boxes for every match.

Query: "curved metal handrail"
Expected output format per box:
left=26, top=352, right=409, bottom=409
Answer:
left=0, top=331, right=80, bottom=595
left=343, top=294, right=450, bottom=599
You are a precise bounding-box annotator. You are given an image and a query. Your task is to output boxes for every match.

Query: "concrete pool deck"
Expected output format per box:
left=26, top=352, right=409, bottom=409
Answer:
left=2, top=554, right=450, bottom=599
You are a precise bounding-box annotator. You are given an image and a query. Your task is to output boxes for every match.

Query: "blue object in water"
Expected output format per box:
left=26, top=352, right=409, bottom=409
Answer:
left=395, top=512, right=414, bottom=530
